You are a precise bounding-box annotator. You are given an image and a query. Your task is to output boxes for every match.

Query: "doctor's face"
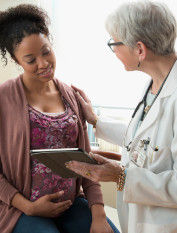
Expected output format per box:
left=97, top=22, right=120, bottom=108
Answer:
left=112, top=37, right=139, bottom=71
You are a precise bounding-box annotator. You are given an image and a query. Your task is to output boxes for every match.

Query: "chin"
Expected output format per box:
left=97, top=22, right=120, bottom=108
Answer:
left=40, top=75, right=54, bottom=82
left=37, top=68, right=55, bottom=82
left=124, top=65, right=136, bottom=71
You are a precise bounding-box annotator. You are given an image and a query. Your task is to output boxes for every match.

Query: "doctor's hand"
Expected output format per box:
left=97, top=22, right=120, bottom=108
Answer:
left=66, top=153, right=123, bottom=183
left=71, top=85, right=98, bottom=126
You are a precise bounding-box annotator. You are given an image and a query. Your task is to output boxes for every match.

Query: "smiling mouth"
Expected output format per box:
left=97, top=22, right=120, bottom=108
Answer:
left=38, top=66, right=53, bottom=77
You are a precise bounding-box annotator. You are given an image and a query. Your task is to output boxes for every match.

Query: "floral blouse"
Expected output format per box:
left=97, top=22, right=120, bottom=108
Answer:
left=29, top=98, right=79, bottom=203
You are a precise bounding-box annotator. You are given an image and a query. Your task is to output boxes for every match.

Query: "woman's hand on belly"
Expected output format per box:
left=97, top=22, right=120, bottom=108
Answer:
left=28, top=191, right=72, bottom=218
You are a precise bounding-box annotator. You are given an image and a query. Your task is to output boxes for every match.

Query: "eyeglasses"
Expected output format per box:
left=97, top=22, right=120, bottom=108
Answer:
left=107, top=38, right=124, bottom=52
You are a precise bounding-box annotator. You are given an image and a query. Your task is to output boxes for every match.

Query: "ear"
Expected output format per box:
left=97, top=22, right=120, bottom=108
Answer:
left=136, top=41, right=147, bottom=62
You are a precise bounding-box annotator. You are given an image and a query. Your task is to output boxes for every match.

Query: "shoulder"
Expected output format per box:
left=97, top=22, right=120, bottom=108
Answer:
left=54, top=78, right=75, bottom=96
left=0, top=76, right=20, bottom=94
left=61, top=82, right=75, bottom=97
left=54, top=78, right=85, bottom=120
left=54, top=78, right=77, bottom=106
left=0, top=78, right=16, bottom=92
left=0, top=76, right=22, bottom=107
left=168, top=86, right=177, bottom=102
left=162, top=88, right=177, bottom=119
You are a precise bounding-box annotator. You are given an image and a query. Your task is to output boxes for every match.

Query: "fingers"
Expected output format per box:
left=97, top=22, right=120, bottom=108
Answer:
left=92, top=150, right=121, bottom=161
left=53, top=200, right=72, bottom=217
left=71, top=84, right=90, bottom=103
left=66, top=161, right=98, bottom=181
left=66, top=161, right=94, bottom=173
left=66, top=161, right=87, bottom=175
left=71, top=84, right=81, bottom=92
left=56, top=200, right=72, bottom=209
left=75, top=91, right=89, bottom=107
left=47, top=191, right=64, bottom=201
left=89, top=152, right=108, bottom=165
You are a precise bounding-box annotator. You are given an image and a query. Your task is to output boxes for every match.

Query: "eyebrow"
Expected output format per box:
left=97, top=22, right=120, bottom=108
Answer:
left=23, top=44, right=49, bottom=58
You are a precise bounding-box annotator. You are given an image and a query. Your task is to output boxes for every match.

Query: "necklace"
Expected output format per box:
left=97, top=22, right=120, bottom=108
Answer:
left=144, top=105, right=151, bottom=114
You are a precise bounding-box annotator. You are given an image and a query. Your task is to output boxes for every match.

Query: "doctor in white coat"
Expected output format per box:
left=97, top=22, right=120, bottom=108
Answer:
left=67, top=1, right=177, bottom=233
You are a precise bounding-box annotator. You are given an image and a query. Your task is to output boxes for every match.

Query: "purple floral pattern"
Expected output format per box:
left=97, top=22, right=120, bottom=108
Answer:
left=29, top=98, right=79, bottom=203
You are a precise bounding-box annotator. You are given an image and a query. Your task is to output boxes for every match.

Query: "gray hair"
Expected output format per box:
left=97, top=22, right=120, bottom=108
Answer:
left=105, top=0, right=177, bottom=55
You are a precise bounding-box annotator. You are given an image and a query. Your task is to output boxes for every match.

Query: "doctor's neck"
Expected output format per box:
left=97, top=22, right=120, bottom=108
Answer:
left=141, top=52, right=177, bottom=95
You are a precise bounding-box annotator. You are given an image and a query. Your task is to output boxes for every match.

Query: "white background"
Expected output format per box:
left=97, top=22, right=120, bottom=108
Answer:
left=40, top=0, right=177, bottom=109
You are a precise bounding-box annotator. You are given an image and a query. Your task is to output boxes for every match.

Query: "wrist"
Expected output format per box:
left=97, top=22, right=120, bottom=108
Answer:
left=25, top=201, right=35, bottom=216
left=116, top=165, right=126, bottom=191
left=11, top=193, right=34, bottom=216
left=91, top=204, right=106, bottom=220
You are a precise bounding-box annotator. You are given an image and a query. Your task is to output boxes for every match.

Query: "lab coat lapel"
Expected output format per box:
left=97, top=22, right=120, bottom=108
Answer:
left=134, top=60, right=177, bottom=139
left=125, top=79, right=151, bottom=145
left=134, top=97, right=162, bottom=138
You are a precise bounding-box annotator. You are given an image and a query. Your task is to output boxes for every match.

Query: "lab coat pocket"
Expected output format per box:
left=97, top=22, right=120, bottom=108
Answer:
left=148, top=146, right=172, bottom=173
left=137, top=223, right=177, bottom=233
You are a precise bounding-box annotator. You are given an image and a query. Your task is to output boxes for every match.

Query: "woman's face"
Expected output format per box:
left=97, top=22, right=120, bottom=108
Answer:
left=112, top=37, right=139, bottom=71
left=13, top=33, right=56, bottom=82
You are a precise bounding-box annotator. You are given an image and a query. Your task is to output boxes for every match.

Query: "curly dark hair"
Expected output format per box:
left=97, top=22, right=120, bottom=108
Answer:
left=0, top=4, right=50, bottom=65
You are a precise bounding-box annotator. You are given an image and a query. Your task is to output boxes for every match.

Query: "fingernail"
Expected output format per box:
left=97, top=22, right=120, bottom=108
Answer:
left=89, top=152, right=94, bottom=157
left=65, top=161, right=72, bottom=167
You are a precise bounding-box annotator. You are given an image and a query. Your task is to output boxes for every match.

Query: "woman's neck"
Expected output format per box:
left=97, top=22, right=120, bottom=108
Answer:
left=22, top=74, right=56, bottom=95
left=142, top=53, right=177, bottom=94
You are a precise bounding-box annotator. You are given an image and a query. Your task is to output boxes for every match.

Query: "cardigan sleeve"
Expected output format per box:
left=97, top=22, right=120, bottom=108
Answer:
left=81, top=115, right=104, bottom=207
left=76, top=95, right=104, bottom=207
left=0, top=161, right=19, bottom=206
left=81, top=114, right=104, bottom=207
left=82, top=178, right=104, bottom=208
left=62, top=83, right=104, bottom=207
left=0, top=80, right=21, bottom=206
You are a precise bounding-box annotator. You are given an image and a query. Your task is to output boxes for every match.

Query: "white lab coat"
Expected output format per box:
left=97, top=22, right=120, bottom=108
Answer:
left=95, top=61, right=177, bottom=233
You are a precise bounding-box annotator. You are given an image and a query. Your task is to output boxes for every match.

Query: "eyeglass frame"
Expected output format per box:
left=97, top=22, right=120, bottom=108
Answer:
left=107, top=38, right=124, bottom=52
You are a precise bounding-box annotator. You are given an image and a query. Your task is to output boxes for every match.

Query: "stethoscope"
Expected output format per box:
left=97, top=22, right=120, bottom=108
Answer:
left=124, top=70, right=170, bottom=152
left=123, top=80, right=152, bottom=152
left=131, top=79, right=153, bottom=121
left=132, top=62, right=173, bottom=121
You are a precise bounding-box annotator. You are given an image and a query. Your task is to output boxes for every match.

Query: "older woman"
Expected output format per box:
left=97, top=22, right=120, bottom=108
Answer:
left=67, top=1, right=177, bottom=233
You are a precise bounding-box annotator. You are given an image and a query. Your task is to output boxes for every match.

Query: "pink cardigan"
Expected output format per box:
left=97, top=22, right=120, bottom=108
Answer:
left=0, top=76, right=103, bottom=233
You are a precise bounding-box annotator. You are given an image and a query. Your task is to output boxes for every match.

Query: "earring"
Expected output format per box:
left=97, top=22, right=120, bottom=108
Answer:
left=137, top=61, right=140, bottom=67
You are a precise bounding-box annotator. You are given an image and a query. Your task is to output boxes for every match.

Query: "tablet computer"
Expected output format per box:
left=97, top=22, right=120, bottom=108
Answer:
left=30, top=148, right=97, bottom=178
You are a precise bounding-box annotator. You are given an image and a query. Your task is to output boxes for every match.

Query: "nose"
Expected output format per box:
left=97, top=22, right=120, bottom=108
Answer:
left=37, top=57, right=49, bottom=69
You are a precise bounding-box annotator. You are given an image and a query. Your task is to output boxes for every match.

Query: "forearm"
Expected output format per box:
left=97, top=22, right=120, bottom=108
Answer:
left=95, top=116, right=127, bottom=146
left=91, top=203, right=114, bottom=233
left=11, top=193, right=33, bottom=215
left=91, top=204, right=106, bottom=220
left=0, top=173, right=19, bottom=206
left=82, top=178, right=104, bottom=207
